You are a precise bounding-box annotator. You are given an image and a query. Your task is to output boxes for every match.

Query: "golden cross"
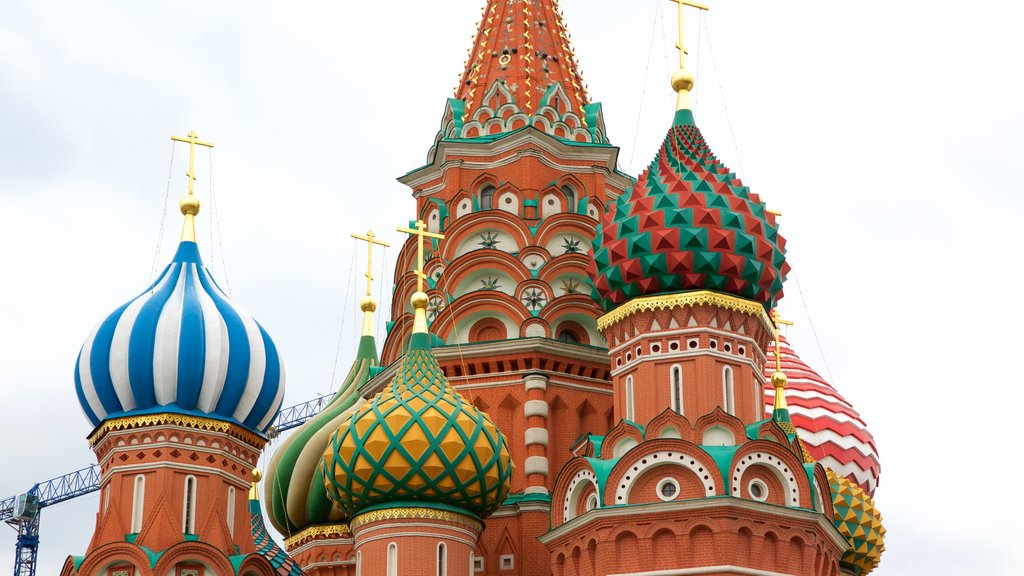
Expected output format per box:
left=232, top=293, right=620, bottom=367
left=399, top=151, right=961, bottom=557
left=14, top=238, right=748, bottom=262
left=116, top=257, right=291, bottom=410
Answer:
left=171, top=130, right=215, bottom=198
left=771, top=309, right=795, bottom=373
left=351, top=230, right=391, bottom=297
left=668, top=1, right=709, bottom=70
left=396, top=220, right=445, bottom=293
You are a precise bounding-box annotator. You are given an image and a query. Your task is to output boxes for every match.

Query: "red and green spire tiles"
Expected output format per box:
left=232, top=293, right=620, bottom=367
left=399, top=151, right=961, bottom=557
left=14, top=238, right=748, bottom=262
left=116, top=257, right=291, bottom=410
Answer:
left=587, top=110, right=790, bottom=311
left=457, top=0, right=589, bottom=121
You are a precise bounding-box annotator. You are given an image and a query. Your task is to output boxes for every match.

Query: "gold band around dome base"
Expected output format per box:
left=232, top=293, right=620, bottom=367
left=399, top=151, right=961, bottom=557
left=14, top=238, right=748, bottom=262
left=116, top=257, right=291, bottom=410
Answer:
left=597, top=290, right=772, bottom=332
left=88, top=413, right=266, bottom=449
left=349, top=507, right=483, bottom=533
left=283, top=524, right=353, bottom=550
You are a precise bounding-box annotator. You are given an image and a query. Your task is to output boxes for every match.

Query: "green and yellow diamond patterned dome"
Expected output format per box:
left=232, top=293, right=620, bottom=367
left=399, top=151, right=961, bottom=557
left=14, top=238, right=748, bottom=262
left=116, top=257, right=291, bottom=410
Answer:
left=828, top=469, right=886, bottom=574
left=320, top=295, right=513, bottom=519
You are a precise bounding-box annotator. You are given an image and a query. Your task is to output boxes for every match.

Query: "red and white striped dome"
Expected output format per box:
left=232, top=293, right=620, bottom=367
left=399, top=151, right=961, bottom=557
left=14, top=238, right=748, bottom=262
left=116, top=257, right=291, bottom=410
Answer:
left=764, top=337, right=881, bottom=495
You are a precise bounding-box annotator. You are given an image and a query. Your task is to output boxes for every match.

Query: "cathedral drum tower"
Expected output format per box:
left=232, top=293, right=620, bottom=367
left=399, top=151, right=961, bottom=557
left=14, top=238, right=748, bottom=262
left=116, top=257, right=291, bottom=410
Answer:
left=541, top=2, right=885, bottom=575
left=370, top=1, right=632, bottom=572
left=62, top=132, right=288, bottom=576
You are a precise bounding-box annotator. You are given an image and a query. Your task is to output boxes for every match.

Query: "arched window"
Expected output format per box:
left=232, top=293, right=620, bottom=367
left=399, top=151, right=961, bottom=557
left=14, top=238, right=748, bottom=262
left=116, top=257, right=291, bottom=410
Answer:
left=182, top=476, right=197, bottom=534
left=555, top=321, right=588, bottom=345
left=437, top=542, right=448, bottom=576
left=103, top=485, right=111, bottom=514
left=387, top=543, right=398, bottom=576
left=670, top=365, right=683, bottom=414
left=561, top=185, right=577, bottom=213
left=723, top=366, right=736, bottom=415
left=226, top=487, right=236, bottom=537
left=131, top=475, right=146, bottom=533
left=480, top=185, right=495, bottom=210
left=557, top=329, right=579, bottom=344
left=625, top=376, right=635, bottom=421
left=470, top=318, right=506, bottom=343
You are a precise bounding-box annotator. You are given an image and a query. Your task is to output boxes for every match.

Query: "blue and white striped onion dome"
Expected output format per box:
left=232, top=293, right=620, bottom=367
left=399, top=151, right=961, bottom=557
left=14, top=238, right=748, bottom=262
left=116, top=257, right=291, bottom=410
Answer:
left=75, top=241, right=285, bottom=435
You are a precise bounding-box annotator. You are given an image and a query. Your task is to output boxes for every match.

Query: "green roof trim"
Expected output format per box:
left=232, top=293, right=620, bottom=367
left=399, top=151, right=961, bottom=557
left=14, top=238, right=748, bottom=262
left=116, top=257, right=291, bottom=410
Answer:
left=503, top=492, right=553, bottom=505
left=584, top=102, right=606, bottom=141
left=703, top=445, right=741, bottom=494
left=585, top=456, right=621, bottom=498
left=138, top=546, right=163, bottom=568
left=229, top=554, right=246, bottom=574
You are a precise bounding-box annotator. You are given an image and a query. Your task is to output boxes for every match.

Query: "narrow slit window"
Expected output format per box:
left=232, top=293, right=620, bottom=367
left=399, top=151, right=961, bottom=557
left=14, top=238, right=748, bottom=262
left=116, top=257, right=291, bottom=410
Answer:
left=625, top=376, right=635, bottom=421
left=481, top=186, right=495, bottom=210
left=226, top=487, right=235, bottom=537
left=561, top=185, right=577, bottom=213
left=131, top=475, right=145, bottom=533
left=671, top=365, right=683, bottom=414
left=387, top=543, right=398, bottom=576
left=182, top=476, right=197, bottom=534
left=723, top=366, right=736, bottom=415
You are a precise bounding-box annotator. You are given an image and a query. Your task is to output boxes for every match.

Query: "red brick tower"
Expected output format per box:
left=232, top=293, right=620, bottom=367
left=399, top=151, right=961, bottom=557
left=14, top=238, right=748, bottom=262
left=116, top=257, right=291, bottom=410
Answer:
left=370, top=1, right=630, bottom=573
left=542, top=3, right=856, bottom=574
left=61, top=132, right=286, bottom=576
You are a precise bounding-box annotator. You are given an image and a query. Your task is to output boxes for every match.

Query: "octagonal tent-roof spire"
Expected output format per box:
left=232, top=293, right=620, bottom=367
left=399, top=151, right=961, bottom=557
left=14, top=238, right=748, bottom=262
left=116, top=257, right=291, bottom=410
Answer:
left=457, top=0, right=589, bottom=118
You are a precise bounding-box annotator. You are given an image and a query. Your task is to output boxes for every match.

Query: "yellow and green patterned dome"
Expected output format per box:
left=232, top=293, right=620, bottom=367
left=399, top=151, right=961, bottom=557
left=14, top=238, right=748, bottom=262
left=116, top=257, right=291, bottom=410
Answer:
left=320, top=300, right=513, bottom=519
left=828, top=469, right=886, bottom=575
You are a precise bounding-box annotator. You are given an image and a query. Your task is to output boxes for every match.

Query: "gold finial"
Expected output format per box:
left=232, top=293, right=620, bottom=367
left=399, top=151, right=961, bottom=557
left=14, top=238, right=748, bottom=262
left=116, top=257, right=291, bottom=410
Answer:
left=249, top=468, right=262, bottom=500
left=170, top=130, right=215, bottom=242
left=770, top=310, right=795, bottom=410
left=667, top=1, right=709, bottom=111
left=396, top=220, right=445, bottom=334
left=351, top=230, right=391, bottom=337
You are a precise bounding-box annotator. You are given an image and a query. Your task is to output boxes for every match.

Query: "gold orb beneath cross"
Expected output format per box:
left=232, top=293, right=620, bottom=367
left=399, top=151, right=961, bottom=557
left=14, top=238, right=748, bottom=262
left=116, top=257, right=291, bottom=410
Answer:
left=411, top=291, right=429, bottom=309
left=360, top=296, right=377, bottom=313
left=771, top=371, right=789, bottom=389
left=179, top=195, right=201, bottom=216
left=671, top=68, right=695, bottom=93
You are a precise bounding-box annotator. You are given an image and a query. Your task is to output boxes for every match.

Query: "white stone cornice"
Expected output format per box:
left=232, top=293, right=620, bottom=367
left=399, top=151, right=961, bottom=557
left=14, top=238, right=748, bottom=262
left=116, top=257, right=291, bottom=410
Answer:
left=399, top=127, right=632, bottom=193
left=537, top=497, right=847, bottom=551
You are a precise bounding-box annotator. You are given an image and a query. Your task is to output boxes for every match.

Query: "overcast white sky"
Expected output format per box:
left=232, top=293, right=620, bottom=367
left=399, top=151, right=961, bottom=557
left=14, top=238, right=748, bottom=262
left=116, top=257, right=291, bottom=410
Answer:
left=1, top=1, right=1021, bottom=574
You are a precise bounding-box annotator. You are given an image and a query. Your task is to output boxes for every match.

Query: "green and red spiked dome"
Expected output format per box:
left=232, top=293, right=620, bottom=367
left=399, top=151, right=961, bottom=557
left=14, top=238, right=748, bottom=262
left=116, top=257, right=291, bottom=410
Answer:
left=587, top=109, right=790, bottom=312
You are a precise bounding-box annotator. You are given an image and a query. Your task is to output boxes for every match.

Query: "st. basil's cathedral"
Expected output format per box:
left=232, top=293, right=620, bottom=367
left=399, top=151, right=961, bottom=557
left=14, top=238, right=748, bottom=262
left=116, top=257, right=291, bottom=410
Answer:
left=58, top=1, right=885, bottom=575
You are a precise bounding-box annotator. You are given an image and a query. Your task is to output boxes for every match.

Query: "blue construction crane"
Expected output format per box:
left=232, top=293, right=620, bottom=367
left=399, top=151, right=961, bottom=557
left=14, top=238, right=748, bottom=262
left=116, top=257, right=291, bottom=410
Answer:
left=0, top=393, right=333, bottom=576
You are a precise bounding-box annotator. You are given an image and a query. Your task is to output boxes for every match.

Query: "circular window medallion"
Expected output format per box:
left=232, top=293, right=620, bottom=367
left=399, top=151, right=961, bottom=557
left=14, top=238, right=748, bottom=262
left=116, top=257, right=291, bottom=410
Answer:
left=586, top=494, right=598, bottom=512
left=656, top=478, right=680, bottom=502
left=749, top=479, right=769, bottom=502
